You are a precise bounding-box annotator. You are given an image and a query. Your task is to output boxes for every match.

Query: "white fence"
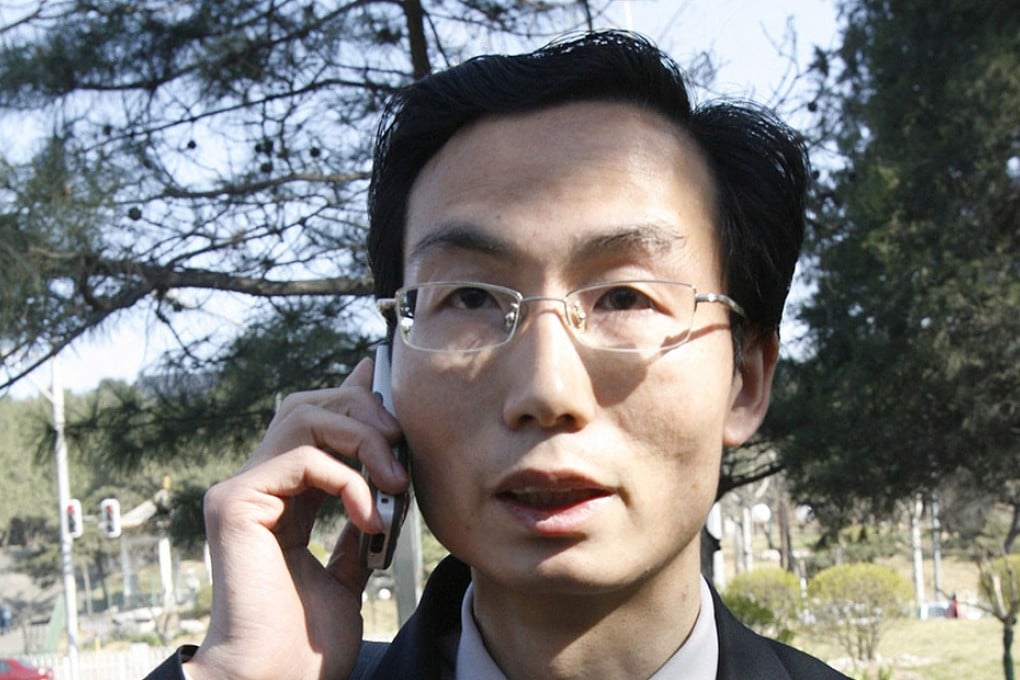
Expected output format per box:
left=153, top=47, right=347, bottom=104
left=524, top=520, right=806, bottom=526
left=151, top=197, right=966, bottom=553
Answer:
left=22, top=645, right=174, bottom=680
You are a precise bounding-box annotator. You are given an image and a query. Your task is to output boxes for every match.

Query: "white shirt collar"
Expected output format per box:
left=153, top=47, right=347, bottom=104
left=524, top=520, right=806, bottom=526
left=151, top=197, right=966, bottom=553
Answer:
left=455, top=576, right=719, bottom=679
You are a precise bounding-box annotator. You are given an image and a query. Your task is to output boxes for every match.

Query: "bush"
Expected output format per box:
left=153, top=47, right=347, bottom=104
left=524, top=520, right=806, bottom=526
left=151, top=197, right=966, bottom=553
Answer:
left=808, top=563, right=912, bottom=662
left=723, top=566, right=802, bottom=644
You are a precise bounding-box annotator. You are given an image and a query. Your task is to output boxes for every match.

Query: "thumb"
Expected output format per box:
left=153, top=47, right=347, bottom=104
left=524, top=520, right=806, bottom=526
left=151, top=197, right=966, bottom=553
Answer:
left=325, top=521, right=373, bottom=595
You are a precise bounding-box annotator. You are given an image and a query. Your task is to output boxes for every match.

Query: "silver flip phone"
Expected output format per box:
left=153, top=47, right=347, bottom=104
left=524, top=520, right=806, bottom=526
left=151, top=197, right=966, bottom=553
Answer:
left=358, top=345, right=410, bottom=570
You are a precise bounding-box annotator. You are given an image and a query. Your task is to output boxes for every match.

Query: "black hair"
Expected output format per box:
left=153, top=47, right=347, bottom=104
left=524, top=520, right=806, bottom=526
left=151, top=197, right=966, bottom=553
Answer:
left=368, top=30, right=808, bottom=339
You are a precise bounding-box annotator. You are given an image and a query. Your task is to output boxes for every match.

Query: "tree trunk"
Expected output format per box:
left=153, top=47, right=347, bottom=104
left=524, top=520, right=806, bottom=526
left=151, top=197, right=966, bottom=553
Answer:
left=910, top=495, right=925, bottom=612
left=403, top=0, right=432, bottom=79
left=1004, top=502, right=1020, bottom=554
left=779, top=500, right=794, bottom=571
left=1004, top=618, right=1014, bottom=680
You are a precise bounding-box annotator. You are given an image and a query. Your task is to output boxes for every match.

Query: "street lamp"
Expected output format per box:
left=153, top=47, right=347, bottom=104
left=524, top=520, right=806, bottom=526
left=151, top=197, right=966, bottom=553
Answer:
left=49, top=356, right=80, bottom=680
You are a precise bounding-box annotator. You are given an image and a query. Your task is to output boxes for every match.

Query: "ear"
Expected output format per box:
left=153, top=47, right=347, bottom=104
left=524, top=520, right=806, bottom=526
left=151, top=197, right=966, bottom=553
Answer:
left=722, top=331, right=779, bottom=447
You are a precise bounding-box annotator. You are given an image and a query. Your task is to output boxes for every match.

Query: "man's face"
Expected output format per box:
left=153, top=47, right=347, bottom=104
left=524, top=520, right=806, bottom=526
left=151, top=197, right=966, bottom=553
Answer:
left=391, top=101, right=768, bottom=595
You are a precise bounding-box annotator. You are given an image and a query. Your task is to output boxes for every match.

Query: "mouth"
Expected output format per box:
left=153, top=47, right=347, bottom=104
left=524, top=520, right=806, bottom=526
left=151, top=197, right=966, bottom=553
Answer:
left=494, top=472, right=615, bottom=535
left=498, top=487, right=610, bottom=509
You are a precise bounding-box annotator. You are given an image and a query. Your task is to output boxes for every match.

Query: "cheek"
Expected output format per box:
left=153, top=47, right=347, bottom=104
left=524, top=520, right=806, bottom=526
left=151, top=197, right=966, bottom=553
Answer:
left=399, top=414, right=466, bottom=552
left=626, top=407, right=722, bottom=549
left=613, top=357, right=731, bottom=498
left=620, top=358, right=733, bottom=452
left=627, top=416, right=720, bottom=511
left=391, top=352, right=482, bottom=545
left=391, top=347, right=504, bottom=451
left=409, top=459, right=453, bottom=543
left=408, top=443, right=487, bottom=563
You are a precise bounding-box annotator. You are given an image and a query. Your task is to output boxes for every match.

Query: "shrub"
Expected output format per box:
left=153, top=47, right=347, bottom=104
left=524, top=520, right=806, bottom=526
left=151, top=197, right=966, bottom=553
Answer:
left=723, top=566, right=802, bottom=644
left=808, top=563, right=912, bottom=662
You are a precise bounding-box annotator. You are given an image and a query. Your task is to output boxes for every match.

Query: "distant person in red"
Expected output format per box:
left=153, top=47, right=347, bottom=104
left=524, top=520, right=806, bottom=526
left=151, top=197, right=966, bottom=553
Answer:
left=946, top=593, right=959, bottom=618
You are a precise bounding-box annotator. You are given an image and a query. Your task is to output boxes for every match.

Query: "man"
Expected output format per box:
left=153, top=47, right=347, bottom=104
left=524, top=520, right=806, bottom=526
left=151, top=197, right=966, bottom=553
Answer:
left=149, top=31, right=848, bottom=679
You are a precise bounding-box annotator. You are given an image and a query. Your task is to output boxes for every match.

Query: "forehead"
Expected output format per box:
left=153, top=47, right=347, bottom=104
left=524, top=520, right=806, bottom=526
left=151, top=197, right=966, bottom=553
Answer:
left=403, top=101, right=721, bottom=281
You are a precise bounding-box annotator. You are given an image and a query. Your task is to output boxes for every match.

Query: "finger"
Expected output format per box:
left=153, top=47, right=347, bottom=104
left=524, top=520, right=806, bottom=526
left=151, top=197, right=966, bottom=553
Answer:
left=254, top=405, right=408, bottom=492
left=247, top=360, right=406, bottom=479
left=223, top=447, right=385, bottom=535
left=274, top=359, right=389, bottom=431
left=325, top=522, right=373, bottom=595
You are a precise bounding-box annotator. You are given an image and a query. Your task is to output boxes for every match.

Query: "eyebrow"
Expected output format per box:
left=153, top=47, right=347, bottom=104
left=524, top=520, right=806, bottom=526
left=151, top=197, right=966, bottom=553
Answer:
left=406, top=220, right=686, bottom=268
left=572, top=224, right=685, bottom=262
left=406, top=221, right=511, bottom=266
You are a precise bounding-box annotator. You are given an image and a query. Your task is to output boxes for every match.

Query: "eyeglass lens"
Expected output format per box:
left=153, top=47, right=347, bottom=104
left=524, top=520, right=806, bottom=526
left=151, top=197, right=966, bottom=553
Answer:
left=397, top=281, right=700, bottom=353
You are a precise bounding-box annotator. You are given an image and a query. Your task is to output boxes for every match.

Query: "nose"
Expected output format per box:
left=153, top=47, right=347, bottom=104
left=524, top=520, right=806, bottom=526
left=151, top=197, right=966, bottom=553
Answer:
left=501, top=301, right=596, bottom=431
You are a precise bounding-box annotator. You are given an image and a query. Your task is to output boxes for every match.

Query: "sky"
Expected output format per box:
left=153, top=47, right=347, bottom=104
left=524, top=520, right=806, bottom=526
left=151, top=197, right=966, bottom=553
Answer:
left=10, top=0, right=841, bottom=399
left=609, top=0, right=838, bottom=102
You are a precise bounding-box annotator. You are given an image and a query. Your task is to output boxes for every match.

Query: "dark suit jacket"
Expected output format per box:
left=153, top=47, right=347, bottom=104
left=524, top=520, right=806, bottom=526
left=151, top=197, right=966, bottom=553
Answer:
left=147, top=556, right=849, bottom=679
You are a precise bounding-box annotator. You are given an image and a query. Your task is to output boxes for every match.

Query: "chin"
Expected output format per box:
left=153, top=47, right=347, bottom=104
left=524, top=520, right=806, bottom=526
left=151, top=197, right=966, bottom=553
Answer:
left=467, top=540, right=664, bottom=596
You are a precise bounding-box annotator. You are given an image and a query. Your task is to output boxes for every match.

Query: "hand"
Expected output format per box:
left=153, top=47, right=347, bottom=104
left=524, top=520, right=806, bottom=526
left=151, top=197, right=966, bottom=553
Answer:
left=185, top=358, right=408, bottom=680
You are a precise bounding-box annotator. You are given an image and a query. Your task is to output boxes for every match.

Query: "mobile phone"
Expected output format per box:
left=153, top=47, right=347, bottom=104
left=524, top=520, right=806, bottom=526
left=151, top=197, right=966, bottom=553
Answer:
left=358, top=344, right=410, bottom=570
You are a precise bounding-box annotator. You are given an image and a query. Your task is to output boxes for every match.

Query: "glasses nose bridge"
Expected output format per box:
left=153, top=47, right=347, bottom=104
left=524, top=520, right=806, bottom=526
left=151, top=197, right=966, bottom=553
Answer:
left=513, top=293, right=585, bottom=336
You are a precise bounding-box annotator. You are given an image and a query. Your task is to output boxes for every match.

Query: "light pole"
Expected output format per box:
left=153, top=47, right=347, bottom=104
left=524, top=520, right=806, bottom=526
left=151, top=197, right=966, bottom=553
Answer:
left=50, top=357, right=80, bottom=680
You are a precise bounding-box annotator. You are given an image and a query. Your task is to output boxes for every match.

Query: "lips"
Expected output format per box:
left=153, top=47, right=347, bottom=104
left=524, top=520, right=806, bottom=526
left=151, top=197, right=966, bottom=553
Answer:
left=499, top=487, right=609, bottom=509
left=494, top=470, right=614, bottom=534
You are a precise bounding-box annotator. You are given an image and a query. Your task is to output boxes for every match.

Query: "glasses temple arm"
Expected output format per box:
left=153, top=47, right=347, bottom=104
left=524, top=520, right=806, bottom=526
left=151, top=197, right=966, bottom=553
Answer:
left=695, top=293, right=746, bottom=318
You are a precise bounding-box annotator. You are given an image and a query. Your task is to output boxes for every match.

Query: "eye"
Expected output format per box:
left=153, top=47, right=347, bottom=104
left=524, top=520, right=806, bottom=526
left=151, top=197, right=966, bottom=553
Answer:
left=593, top=285, right=656, bottom=311
left=445, top=285, right=501, bottom=310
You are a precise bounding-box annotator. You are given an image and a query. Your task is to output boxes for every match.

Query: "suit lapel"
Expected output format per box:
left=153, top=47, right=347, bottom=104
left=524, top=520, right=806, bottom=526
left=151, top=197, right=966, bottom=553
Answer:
left=711, top=584, right=794, bottom=680
left=370, top=556, right=469, bottom=679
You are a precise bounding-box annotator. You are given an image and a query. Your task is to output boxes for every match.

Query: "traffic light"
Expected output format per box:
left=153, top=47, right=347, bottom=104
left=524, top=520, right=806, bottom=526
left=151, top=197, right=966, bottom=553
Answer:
left=66, top=499, right=83, bottom=539
left=99, top=498, right=122, bottom=538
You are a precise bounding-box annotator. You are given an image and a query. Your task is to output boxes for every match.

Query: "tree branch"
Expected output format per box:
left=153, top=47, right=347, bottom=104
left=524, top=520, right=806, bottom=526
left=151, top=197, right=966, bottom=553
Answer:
left=157, top=170, right=371, bottom=200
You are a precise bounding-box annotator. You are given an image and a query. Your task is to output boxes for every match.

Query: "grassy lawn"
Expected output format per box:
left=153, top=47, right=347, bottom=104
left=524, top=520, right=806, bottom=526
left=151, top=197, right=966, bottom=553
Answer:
left=796, top=614, right=1010, bottom=679
left=765, top=524, right=1016, bottom=679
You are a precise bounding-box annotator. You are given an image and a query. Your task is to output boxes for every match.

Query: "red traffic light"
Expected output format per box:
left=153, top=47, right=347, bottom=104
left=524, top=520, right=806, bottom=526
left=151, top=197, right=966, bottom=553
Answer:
left=66, top=499, right=83, bottom=538
left=99, top=498, right=122, bottom=538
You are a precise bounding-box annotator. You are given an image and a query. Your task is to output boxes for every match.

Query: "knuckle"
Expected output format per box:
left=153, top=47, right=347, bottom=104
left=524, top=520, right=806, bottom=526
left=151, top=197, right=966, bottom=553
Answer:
left=202, top=479, right=234, bottom=522
left=277, top=390, right=307, bottom=411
